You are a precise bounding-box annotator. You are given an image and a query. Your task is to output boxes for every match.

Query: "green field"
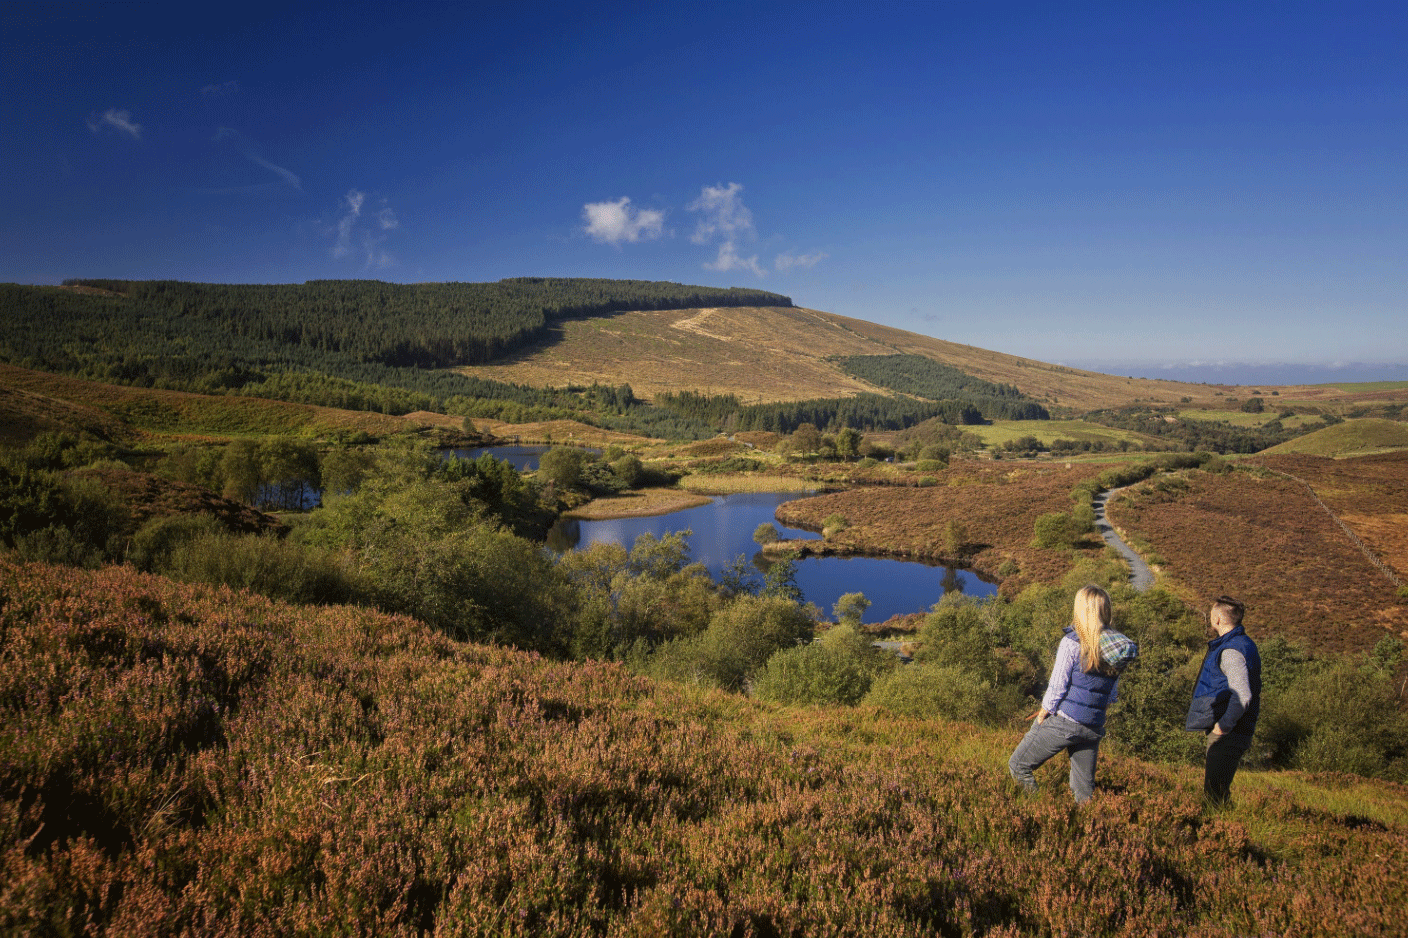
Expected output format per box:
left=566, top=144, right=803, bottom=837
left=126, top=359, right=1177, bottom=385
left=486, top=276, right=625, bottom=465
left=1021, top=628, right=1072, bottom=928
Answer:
left=1261, top=417, right=1408, bottom=457
left=969, top=419, right=1152, bottom=449
left=1176, top=409, right=1320, bottom=429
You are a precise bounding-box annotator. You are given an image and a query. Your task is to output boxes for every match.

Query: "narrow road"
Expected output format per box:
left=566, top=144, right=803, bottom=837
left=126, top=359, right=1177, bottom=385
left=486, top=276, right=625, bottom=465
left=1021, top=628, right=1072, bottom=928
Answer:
left=1092, top=487, right=1154, bottom=592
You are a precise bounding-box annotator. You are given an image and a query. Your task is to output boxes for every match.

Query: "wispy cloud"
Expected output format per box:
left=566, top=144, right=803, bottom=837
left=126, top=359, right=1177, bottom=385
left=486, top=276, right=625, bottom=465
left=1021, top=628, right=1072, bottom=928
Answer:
left=704, top=240, right=765, bottom=277
left=775, top=250, right=827, bottom=271
left=332, top=189, right=397, bottom=268
left=215, top=127, right=301, bottom=190
left=687, top=182, right=767, bottom=277
left=201, top=80, right=239, bottom=96
left=86, top=108, right=141, bottom=139
left=582, top=196, right=665, bottom=245
left=687, top=182, right=754, bottom=244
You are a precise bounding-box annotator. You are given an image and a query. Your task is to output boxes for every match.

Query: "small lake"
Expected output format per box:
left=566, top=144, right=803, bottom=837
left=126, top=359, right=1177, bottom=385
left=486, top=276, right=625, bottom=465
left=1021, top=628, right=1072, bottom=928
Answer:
left=447, top=445, right=557, bottom=472
left=547, top=491, right=996, bottom=624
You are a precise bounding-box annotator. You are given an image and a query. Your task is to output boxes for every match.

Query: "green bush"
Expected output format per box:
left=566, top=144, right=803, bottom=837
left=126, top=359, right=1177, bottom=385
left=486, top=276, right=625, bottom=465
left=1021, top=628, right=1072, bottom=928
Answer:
left=864, top=662, right=1022, bottom=725
left=162, top=530, right=362, bottom=607
left=646, top=594, right=814, bottom=692
left=127, top=513, right=227, bottom=571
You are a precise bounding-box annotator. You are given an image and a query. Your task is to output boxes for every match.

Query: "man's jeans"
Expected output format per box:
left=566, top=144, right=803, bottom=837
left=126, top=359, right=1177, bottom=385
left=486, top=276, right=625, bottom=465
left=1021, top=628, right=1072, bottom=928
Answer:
left=1204, top=731, right=1253, bottom=805
left=1008, top=712, right=1105, bottom=803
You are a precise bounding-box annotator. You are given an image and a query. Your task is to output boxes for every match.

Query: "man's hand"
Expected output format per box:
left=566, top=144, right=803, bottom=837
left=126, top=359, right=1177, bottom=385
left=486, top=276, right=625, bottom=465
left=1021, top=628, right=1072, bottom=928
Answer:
left=1211, top=725, right=1225, bottom=737
left=1036, top=709, right=1050, bottom=724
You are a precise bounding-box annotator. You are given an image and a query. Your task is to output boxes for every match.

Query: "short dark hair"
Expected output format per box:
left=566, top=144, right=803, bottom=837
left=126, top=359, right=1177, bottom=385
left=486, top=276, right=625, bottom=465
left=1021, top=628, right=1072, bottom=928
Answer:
left=1212, top=595, right=1244, bottom=626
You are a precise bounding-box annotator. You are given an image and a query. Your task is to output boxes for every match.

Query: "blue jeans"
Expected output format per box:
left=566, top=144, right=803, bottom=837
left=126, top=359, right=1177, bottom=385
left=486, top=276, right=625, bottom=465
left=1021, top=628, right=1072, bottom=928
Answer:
left=1008, top=713, right=1105, bottom=803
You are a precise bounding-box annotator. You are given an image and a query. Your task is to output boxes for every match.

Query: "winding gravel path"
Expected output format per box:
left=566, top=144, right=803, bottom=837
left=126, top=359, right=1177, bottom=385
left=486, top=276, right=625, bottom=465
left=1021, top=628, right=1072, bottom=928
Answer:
left=1092, top=487, right=1155, bottom=592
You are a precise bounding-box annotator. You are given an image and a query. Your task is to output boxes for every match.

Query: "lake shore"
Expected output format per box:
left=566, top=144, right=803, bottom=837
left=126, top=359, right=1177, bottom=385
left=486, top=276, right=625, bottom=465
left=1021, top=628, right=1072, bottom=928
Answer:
left=562, top=488, right=714, bottom=520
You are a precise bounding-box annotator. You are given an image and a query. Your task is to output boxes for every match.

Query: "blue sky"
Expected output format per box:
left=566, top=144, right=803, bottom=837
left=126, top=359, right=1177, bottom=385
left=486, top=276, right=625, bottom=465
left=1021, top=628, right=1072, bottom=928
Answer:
left=3, top=1, right=1405, bottom=382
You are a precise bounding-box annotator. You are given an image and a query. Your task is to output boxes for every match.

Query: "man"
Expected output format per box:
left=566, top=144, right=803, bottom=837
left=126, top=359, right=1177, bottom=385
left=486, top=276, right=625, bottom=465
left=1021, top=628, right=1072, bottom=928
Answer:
left=1185, top=595, right=1262, bottom=805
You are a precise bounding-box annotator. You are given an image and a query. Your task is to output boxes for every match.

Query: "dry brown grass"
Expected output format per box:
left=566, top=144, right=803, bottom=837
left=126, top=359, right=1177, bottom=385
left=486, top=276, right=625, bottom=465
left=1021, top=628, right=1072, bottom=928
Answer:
left=466, top=416, right=656, bottom=447
left=1106, top=467, right=1408, bottom=656
left=454, top=305, right=1310, bottom=412
left=563, top=488, right=714, bottom=520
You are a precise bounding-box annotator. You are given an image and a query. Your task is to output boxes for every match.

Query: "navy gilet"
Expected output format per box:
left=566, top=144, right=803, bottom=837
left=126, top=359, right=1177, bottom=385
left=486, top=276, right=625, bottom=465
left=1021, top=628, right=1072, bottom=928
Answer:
left=1057, top=626, right=1120, bottom=728
left=1186, top=625, right=1262, bottom=734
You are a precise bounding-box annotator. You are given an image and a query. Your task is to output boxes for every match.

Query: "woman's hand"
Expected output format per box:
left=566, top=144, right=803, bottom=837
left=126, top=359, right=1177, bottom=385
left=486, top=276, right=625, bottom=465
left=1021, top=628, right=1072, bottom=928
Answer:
left=1036, top=709, right=1050, bottom=724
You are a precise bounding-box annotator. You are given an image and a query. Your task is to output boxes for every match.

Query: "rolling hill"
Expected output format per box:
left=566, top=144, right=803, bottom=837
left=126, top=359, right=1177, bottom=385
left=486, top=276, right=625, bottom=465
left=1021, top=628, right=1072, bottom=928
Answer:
left=1260, top=417, right=1408, bottom=457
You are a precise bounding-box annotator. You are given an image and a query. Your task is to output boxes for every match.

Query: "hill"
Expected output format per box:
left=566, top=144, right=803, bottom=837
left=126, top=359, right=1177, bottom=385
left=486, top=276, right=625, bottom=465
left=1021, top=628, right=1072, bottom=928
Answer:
left=459, top=304, right=1236, bottom=412
left=0, top=363, right=436, bottom=444
left=3, top=557, right=1405, bottom=937
left=1261, top=417, right=1408, bottom=457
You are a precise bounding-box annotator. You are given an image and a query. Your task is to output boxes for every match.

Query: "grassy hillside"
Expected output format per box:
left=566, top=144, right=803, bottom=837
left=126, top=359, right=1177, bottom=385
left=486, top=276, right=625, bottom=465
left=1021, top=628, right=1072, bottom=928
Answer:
left=3, top=557, right=1404, bottom=937
left=460, top=305, right=1237, bottom=412
left=1261, top=417, right=1408, bottom=457
left=0, top=363, right=435, bottom=444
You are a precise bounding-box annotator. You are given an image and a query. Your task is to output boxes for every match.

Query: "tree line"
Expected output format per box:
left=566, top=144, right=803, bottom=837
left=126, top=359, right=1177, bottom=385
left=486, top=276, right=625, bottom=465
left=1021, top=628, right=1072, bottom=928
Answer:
left=0, top=280, right=788, bottom=431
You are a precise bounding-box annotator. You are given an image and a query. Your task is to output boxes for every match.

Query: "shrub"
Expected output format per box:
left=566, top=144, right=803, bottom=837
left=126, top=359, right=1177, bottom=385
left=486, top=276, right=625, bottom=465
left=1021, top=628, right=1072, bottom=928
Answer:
left=162, top=530, right=362, bottom=607
left=1032, top=511, right=1085, bottom=549
left=864, top=662, right=1021, bottom=725
left=647, top=594, right=814, bottom=692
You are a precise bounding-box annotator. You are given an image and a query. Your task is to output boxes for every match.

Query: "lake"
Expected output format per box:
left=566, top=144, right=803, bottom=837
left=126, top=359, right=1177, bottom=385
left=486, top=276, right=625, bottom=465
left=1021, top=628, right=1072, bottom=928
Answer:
left=547, top=491, right=996, bottom=624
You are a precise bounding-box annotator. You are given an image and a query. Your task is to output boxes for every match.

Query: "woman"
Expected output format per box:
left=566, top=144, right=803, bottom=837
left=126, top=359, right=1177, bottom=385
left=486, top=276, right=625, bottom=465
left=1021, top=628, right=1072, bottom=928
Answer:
left=1008, top=584, right=1136, bottom=803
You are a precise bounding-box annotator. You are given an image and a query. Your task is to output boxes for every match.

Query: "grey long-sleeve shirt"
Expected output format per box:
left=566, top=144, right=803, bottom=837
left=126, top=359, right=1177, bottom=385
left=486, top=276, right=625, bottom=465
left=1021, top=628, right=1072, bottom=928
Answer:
left=1217, top=648, right=1252, bottom=733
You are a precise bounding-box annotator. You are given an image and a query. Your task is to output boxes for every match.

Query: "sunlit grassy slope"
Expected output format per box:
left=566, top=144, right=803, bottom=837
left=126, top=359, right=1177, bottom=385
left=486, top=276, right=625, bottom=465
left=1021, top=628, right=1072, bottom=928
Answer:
left=459, top=306, right=1237, bottom=412
left=1261, top=417, right=1408, bottom=457
left=4, top=557, right=1404, bottom=937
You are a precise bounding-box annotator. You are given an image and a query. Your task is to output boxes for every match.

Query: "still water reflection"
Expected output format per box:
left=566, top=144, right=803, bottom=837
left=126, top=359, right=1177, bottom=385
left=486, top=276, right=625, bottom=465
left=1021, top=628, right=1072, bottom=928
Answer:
left=548, top=491, right=995, bottom=624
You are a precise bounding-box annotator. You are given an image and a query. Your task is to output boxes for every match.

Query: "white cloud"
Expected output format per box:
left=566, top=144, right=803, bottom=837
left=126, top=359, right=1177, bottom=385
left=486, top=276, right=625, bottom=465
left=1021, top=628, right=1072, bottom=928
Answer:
left=686, top=182, right=772, bottom=278
left=582, top=197, right=665, bottom=245
left=686, top=182, right=754, bottom=244
left=87, top=108, right=141, bottom=139
left=775, top=250, right=827, bottom=271
left=201, top=81, right=239, bottom=96
left=214, top=127, right=301, bottom=190
left=705, top=241, right=764, bottom=277
left=332, top=189, right=397, bottom=268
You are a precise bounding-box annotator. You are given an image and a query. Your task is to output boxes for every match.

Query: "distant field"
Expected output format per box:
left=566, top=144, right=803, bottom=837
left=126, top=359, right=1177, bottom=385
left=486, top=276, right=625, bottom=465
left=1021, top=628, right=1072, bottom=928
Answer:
left=968, top=419, right=1154, bottom=449
left=1260, top=418, right=1408, bottom=457
left=1176, top=409, right=1321, bottom=429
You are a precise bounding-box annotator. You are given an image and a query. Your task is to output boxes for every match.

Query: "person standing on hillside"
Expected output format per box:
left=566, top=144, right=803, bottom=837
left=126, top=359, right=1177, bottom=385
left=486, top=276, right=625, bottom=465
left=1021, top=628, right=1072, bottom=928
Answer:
left=1008, top=584, right=1138, bottom=804
left=1186, top=595, right=1262, bottom=806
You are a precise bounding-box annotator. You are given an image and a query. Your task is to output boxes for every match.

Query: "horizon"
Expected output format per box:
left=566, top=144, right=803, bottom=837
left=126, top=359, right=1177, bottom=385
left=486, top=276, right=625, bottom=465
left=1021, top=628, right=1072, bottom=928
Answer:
left=3, top=1, right=1405, bottom=377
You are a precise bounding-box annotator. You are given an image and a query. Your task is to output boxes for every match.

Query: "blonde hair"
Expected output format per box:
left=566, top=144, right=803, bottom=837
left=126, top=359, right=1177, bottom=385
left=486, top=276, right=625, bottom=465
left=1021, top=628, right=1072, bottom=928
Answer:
left=1071, top=584, right=1112, bottom=674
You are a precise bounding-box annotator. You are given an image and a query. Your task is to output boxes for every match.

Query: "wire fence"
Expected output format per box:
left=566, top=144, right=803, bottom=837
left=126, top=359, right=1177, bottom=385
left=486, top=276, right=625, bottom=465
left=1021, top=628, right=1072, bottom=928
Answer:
left=1264, top=467, right=1404, bottom=590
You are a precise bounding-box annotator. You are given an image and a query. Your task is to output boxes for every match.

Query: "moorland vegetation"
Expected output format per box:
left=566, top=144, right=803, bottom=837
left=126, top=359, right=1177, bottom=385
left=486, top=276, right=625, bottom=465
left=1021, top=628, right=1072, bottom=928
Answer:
left=4, top=278, right=1408, bottom=933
